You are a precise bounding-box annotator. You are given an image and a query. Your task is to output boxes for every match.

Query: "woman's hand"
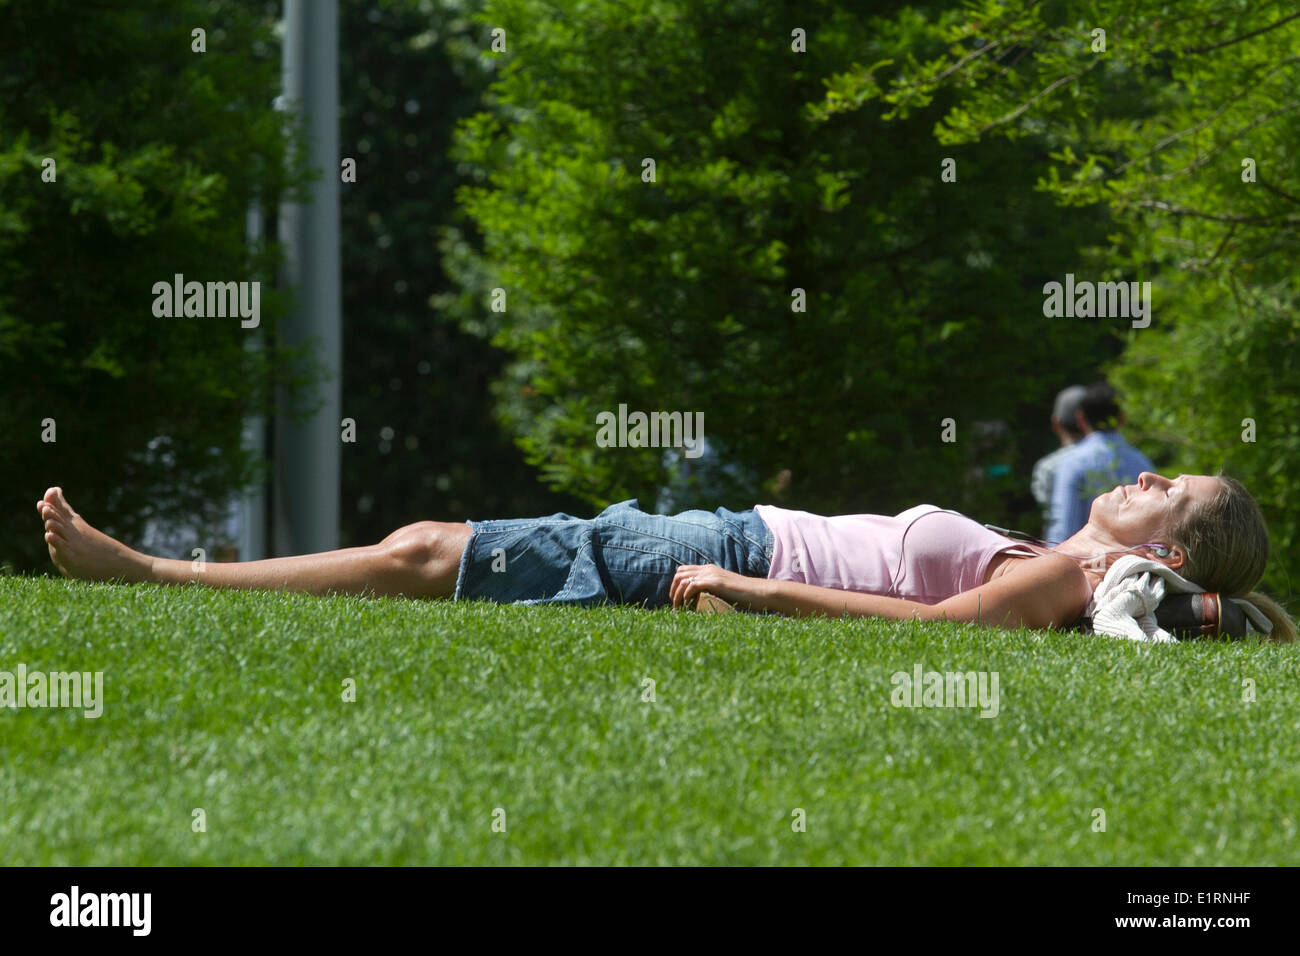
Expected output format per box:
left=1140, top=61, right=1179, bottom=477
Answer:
left=670, top=563, right=761, bottom=610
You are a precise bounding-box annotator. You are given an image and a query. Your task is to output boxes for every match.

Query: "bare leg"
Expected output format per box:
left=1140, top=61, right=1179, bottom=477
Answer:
left=36, top=486, right=471, bottom=599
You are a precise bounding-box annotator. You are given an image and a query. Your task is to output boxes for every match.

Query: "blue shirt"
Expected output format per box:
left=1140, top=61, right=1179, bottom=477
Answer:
left=1031, top=443, right=1077, bottom=535
left=1046, top=431, right=1154, bottom=544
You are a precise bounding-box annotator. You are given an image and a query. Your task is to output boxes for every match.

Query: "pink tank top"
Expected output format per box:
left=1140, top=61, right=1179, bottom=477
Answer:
left=754, top=504, right=1035, bottom=605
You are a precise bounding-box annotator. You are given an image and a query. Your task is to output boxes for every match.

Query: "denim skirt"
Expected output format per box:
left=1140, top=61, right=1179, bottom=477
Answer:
left=453, top=498, right=774, bottom=608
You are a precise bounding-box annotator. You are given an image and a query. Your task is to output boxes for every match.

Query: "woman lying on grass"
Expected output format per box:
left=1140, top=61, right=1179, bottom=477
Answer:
left=34, top=471, right=1295, bottom=640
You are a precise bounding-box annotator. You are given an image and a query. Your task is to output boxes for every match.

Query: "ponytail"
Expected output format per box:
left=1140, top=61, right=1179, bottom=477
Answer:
left=1241, top=591, right=1297, bottom=643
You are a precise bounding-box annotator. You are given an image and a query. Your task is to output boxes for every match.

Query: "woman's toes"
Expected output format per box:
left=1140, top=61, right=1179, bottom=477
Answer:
left=43, top=486, right=69, bottom=514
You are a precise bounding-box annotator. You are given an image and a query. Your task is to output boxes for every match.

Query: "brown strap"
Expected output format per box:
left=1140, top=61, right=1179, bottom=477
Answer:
left=1203, top=593, right=1221, bottom=636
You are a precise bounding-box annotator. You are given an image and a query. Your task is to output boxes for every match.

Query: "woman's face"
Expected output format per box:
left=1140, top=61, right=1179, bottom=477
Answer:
left=1088, top=472, right=1220, bottom=551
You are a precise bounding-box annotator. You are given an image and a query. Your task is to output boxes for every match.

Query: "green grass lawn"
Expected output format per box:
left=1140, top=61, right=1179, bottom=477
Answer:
left=1, top=574, right=1297, bottom=865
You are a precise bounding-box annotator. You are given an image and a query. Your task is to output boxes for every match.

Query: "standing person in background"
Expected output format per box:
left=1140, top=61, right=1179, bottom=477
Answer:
left=1031, top=385, right=1087, bottom=537
left=1046, top=382, right=1155, bottom=544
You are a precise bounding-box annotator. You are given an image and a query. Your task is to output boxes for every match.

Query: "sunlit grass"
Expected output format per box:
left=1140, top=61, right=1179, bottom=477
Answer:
left=1, top=575, right=1296, bottom=865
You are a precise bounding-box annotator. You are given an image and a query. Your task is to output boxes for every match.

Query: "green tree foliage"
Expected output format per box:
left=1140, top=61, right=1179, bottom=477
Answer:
left=337, top=0, right=585, bottom=544
left=439, top=0, right=1120, bottom=529
left=0, top=0, right=305, bottom=569
left=820, top=0, right=1300, bottom=596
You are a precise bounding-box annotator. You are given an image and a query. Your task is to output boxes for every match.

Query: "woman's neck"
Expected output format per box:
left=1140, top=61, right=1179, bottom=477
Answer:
left=994, top=527, right=1131, bottom=592
left=1054, top=526, right=1142, bottom=590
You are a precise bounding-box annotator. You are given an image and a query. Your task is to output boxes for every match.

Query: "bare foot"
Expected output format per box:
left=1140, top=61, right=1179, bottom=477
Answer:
left=36, top=487, right=153, bottom=584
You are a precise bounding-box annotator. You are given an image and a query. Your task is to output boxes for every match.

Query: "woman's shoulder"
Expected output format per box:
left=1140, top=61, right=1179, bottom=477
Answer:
left=999, top=550, right=1092, bottom=620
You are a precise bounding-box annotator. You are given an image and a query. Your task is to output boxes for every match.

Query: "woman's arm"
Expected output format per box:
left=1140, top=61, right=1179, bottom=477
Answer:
left=672, top=553, right=1090, bottom=631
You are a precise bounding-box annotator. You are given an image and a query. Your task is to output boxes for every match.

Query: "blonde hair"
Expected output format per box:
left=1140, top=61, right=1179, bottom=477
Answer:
left=1168, top=474, right=1296, bottom=642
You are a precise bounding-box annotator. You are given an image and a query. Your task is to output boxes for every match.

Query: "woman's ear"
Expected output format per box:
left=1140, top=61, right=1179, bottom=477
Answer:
left=1152, top=544, right=1185, bottom=570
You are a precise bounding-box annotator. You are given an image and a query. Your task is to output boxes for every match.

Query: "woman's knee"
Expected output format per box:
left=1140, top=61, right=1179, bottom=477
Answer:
left=383, top=521, right=469, bottom=582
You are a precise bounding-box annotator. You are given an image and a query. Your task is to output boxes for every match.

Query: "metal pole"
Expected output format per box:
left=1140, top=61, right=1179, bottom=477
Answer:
left=276, top=0, right=340, bottom=556
left=240, top=200, right=267, bottom=561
